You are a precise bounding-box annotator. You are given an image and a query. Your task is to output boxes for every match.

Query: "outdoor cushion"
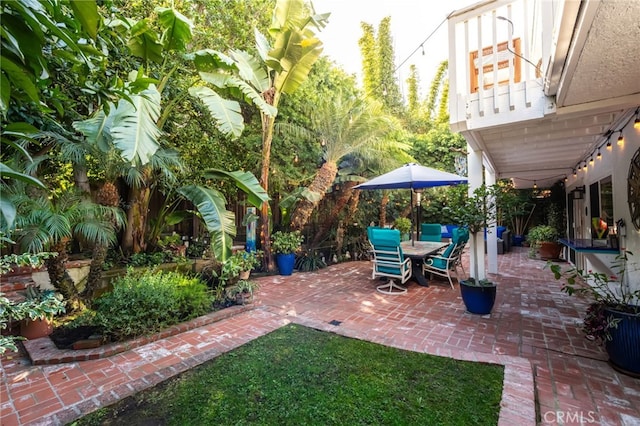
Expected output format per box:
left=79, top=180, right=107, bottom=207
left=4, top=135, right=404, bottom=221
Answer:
left=484, top=226, right=507, bottom=240
left=429, top=227, right=468, bottom=269
left=368, top=227, right=411, bottom=295
left=441, top=225, right=458, bottom=239
left=368, top=227, right=404, bottom=273
left=368, top=227, right=401, bottom=246
left=420, top=223, right=442, bottom=242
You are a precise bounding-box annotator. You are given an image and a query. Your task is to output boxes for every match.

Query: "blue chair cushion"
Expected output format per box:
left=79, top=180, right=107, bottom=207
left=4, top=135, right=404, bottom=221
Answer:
left=452, top=227, right=469, bottom=244
left=369, top=228, right=401, bottom=246
left=429, top=257, right=448, bottom=270
left=420, top=223, right=442, bottom=241
left=428, top=227, right=468, bottom=270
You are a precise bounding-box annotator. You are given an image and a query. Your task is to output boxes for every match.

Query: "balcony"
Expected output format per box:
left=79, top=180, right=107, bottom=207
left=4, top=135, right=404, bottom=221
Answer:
left=447, top=0, right=639, bottom=189
left=448, top=0, right=555, bottom=131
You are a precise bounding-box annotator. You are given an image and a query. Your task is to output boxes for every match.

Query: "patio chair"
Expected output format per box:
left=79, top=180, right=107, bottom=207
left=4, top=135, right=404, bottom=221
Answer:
left=420, top=223, right=442, bottom=242
left=423, top=227, right=469, bottom=289
left=367, top=228, right=411, bottom=295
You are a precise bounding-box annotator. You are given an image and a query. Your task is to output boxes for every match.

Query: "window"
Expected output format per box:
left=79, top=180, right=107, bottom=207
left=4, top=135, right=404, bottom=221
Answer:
left=590, top=176, right=613, bottom=239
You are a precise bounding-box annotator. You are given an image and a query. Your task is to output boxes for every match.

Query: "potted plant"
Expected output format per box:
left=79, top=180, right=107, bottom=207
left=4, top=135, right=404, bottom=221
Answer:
left=495, top=182, right=535, bottom=246
left=548, top=252, right=639, bottom=377
left=227, top=250, right=263, bottom=280
left=226, top=279, right=259, bottom=305
left=393, top=217, right=412, bottom=241
left=0, top=285, right=67, bottom=343
left=271, top=231, right=304, bottom=276
left=448, top=185, right=498, bottom=315
left=526, top=225, right=561, bottom=260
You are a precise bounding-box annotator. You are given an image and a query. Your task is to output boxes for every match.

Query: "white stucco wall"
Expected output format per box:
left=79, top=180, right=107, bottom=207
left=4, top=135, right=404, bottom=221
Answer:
left=565, top=119, right=640, bottom=292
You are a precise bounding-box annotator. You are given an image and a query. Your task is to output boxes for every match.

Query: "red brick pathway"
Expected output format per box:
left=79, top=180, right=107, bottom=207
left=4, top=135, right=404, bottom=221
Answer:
left=1, top=247, right=639, bottom=425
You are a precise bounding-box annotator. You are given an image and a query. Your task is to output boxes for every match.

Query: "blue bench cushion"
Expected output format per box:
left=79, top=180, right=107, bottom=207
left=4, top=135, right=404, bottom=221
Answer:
left=441, top=225, right=458, bottom=239
left=484, top=226, right=507, bottom=239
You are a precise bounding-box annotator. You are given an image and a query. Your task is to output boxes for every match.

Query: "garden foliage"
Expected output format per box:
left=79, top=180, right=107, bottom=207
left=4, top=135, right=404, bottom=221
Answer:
left=91, top=269, right=212, bottom=341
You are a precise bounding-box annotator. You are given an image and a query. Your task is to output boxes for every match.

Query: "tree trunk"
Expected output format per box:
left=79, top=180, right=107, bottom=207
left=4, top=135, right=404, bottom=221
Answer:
left=83, top=182, right=121, bottom=303
left=345, top=187, right=361, bottom=223
left=379, top=191, right=389, bottom=227
left=123, top=169, right=152, bottom=254
left=73, top=165, right=91, bottom=195
left=45, top=239, right=81, bottom=310
left=260, top=112, right=275, bottom=271
left=311, top=181, right=356, bottom=246
left=83, top=243, right=107, bottom=302
left=290, top=161, right=338, bottom=232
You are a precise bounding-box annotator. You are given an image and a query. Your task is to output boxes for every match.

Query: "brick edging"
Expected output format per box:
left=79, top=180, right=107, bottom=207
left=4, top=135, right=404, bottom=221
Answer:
left=22, top=304, right=254, bottom=365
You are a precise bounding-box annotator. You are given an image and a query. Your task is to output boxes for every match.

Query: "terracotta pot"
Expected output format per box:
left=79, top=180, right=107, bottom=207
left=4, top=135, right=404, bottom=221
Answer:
left=239, top=270, right=250, bottom=280
left=236, top=292, right=253, bottom=305
left=20, top=318, right=53, bottom=340
left=538, top=241, right=562, bottom=260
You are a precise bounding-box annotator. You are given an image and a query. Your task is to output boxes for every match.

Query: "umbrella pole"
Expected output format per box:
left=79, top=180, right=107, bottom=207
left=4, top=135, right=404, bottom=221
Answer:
left=411, top=191, right=415, bottom=246
left=417, top=194, right=422, bottom=241
left=415, top=190, right=423, bottom=244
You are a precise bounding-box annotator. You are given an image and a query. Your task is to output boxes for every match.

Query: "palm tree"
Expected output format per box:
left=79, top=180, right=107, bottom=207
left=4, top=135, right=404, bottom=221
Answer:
left=10, top=187, right=123, bottom=308
left=190, top=0, right=329, bottom=270
left=282, top=95, right=406, bottom=231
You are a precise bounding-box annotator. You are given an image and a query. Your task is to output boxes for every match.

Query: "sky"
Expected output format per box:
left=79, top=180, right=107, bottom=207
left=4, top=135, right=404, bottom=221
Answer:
left=313, top=0, right=473, bottom=98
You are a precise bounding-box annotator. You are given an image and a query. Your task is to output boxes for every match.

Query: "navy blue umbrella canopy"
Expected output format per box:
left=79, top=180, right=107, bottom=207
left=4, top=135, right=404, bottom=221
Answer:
left=355, top=163, right=468, bottom=245
left=354, top=163, right=467, bottom=190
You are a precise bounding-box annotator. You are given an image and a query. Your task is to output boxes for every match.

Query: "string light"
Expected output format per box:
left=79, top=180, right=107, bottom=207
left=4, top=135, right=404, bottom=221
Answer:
left=564, top=175, right=568, bottom=182
left=533, top=180, right=537, bottom=189
left=550, top=106, right=638, bottom=178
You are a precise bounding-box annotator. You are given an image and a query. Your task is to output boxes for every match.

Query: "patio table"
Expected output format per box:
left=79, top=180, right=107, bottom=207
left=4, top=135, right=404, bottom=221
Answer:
left=400, top=241, right=449, bottom=287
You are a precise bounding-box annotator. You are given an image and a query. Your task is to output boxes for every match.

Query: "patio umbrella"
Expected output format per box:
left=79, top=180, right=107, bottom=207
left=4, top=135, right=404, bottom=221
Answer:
left=354, top=163, right=468, bottom=244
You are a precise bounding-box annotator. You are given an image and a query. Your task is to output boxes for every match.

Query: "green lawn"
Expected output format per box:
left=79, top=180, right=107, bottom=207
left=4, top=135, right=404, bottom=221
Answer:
left=76, top=324, right=504, bottom=425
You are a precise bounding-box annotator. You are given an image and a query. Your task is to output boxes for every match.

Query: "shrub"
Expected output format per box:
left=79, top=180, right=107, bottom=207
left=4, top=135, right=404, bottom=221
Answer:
left=92, top=269, right=212, bottom=341
left=271, top=231, right=304, bottom=254
left=128, top=252, right=168, bottom=267
left=295, top=251, right=327, bottom=271
left=393, top=217, right=412, bottom=235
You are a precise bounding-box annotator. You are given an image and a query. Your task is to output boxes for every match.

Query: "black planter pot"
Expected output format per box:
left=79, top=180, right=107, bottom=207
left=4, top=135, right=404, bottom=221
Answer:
left=604, top=307, right=640, bottom=377
left=460, top=280, right=497, bottom=315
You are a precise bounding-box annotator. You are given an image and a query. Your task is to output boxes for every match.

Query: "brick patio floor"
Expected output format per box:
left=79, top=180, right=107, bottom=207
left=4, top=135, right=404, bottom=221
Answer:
left=1, top=247, right=639, bottom=425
